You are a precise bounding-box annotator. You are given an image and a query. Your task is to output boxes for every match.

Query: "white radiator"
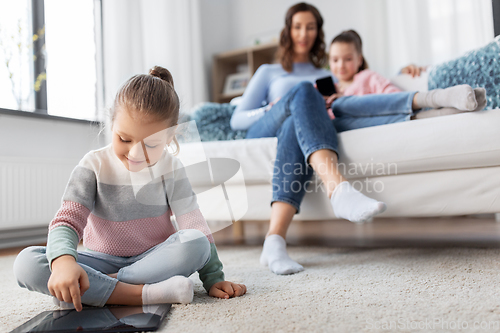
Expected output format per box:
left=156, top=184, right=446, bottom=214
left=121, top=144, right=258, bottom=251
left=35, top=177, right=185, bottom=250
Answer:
left=0, top=156, right=78, bottom=248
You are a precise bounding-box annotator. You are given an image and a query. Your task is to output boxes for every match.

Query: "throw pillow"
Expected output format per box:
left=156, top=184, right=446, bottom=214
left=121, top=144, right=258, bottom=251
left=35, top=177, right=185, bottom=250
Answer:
left=187, top=102, right=247, bottom=142
left=428, top=36, right=500, bottom=110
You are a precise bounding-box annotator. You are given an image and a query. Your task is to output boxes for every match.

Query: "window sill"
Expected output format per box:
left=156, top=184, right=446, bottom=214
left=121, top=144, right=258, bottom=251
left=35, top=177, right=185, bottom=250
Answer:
left=0, top=108, right=103, bottom=126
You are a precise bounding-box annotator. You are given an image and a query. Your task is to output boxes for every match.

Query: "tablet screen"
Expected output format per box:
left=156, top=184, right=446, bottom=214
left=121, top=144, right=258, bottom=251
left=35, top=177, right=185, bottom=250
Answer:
left=10, top=304, right=171, bottom=333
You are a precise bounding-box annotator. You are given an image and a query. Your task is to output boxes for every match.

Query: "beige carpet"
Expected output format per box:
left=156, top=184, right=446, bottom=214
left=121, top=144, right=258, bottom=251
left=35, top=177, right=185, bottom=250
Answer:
left=2, top=245, right=500, bottom=332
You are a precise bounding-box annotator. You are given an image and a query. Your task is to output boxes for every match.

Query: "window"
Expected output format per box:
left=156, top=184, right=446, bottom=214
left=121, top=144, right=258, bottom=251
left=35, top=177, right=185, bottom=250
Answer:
left=0, top=1, right=36, bottom=111
left=492, top=0, right=500, bottom=36
left=426, top=0, right=494, bottom=64
left=45, top=0, right=98, bottom=120
left=0, top=0, right=101, bottom=121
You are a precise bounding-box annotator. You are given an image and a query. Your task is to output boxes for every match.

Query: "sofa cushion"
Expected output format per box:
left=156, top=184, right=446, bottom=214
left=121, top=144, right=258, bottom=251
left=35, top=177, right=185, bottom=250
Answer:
left=177, top=137, right=276, bottom=185
left=179, top=109, right=500, bottom=185
left=390, top=72, right=429, bottom=92
left=188, top=102, right=246, bottom=141
left=336, top=109, right=500, bottom=177
left=427, top=36, right=500, bottom=110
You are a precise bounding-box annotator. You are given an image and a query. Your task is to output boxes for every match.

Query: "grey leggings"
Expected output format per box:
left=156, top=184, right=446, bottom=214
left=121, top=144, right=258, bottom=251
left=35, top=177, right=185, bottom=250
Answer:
left=13, top=229, right=211, bottom=307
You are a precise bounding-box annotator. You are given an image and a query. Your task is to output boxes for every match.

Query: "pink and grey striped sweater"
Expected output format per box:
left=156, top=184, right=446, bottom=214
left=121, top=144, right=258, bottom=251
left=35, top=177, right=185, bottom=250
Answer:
left=46, top=144, right=224, bottom=291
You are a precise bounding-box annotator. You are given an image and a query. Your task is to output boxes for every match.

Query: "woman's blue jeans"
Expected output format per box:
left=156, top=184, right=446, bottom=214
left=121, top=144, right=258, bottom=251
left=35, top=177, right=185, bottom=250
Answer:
left=246, top=81, right=415, bottom=213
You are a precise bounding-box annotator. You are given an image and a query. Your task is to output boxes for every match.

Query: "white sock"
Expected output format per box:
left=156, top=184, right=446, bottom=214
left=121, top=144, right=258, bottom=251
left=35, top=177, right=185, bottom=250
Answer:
left=415, top=85, right=478, bottom=111
left=142, top=304, right=168, bottom=315
left=330, top=181, right=387, bottom=223
left=413, top=87, right=487, bottom=120
left=473, top=87, right=487, bottom=111
left=142, top=276, right=194, bottom=305
left=260, top=234, right=304, bottom=275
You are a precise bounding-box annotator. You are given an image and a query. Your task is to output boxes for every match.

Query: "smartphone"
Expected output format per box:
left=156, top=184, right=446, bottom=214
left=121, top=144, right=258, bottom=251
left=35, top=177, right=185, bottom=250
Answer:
left=315, top=76, right=336, bottom=96
left=9, top=304, right=171, bottom=333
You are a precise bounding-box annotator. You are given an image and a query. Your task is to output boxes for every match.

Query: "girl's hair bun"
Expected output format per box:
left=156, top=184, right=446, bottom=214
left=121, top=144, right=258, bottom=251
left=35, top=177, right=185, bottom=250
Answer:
left=344, top=30, right=362, bottom=46
left=149, top=66, right=174, bottom=87
left=331, top=29, right=368, bottom=72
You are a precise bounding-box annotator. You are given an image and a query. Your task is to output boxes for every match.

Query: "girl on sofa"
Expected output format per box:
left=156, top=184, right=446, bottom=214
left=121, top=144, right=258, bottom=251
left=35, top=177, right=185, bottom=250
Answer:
left=326, top=29, right=486, bottom=119
left=14, top=66, right=246, bottom=312
left=230, top=2, right=486, bottom=276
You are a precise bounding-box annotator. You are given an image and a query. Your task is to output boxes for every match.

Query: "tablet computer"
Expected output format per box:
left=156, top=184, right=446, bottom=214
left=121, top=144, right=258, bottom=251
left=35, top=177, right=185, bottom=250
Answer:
left=10, top=304, right=171, bottom=333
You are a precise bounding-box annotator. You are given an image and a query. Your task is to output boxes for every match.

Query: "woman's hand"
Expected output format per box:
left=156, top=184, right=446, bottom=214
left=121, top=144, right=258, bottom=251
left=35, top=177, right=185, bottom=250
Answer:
left=270, top=97, right=281, bottom=107
left=265, top=97, right=281, bottom=112
left=48, top=255, right=90, bottom=311
left=209, top=281, right=247, bottom=299
left=401, top=64, right=428, bottom=77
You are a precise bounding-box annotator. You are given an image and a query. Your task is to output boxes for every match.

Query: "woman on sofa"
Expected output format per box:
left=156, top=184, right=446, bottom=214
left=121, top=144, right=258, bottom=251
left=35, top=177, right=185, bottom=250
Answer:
left=229, top=2, right=485, bottom=276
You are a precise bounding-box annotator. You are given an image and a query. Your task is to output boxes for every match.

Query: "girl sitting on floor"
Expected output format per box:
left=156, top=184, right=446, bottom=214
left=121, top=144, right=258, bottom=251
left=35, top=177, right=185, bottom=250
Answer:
left=14, top=66, right=246, bottom=311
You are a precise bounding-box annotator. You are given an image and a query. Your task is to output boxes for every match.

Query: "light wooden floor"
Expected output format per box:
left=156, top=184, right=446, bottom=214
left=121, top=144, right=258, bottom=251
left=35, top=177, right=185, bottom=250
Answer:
left=1, top=216, right=499, bottom=257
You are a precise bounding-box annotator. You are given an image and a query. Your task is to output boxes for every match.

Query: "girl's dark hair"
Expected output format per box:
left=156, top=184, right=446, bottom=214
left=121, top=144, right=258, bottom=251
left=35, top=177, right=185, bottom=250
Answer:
left=112, top=65, right=180, bottom=154
left=331, top=29, right=368, bottom=72
left=276, top=2, right=326, bottom=72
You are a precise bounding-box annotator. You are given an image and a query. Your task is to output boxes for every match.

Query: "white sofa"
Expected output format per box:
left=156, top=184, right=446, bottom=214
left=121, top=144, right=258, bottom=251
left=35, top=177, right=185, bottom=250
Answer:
left=177, top=73, right=500, bottom=223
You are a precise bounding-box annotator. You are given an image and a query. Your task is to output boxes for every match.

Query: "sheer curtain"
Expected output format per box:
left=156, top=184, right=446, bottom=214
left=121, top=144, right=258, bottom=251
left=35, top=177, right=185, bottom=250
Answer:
left=362, top=0, right=494, bottom=77
left=101, top=0, right=206, bottom=129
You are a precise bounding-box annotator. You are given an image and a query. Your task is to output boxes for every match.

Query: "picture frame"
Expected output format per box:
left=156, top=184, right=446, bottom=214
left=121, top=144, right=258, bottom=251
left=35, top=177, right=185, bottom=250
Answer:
left=223, top=72, right=250, bottom=96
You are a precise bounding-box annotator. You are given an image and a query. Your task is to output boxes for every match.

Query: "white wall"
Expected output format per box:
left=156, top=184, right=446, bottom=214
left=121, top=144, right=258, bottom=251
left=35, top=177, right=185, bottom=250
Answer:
left=199, top=0, right=396, bottom=86
left=0, top=113, right=104, bottom=160
left=228, top=0, right=391, bottom=71
left=228, top=0, right=382, bottom=49
left=0, top=113, right=105, bottom=234
left=199, top=0, right=494, bottom=94
left=199, top=0, right=234, bottom=100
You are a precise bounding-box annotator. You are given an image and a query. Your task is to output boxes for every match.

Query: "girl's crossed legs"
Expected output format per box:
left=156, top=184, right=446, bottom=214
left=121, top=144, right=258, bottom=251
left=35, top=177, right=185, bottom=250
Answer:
left=13, top=229, right=210, bottom=307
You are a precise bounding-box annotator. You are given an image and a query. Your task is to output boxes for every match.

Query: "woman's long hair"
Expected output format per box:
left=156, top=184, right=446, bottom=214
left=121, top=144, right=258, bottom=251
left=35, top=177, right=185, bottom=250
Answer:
left=276, top=2, right=326, bottom=72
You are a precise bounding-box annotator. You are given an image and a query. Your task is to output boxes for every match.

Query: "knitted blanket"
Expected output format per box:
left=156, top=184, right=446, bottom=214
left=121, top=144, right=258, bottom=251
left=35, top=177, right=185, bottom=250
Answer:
left=187, top=103, right=247, bottom=142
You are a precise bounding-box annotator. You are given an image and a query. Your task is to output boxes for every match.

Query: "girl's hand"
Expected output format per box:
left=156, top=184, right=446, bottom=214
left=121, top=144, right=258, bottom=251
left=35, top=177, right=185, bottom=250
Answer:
left=401, top=64, right=427, bottom=77
left=325, top=93, right=340, bottom=109
left=48, top=255, right=90, bottom=312
left=323, top=93, right=341, bottom=119
left=209, top=281, right=247, bottom=299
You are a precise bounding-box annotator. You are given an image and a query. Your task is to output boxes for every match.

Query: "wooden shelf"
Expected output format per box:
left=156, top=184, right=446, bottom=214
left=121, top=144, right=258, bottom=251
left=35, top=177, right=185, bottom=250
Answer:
left=218, top=92, right=243, bottom=104
left=212, top=42, right=278, bottom=103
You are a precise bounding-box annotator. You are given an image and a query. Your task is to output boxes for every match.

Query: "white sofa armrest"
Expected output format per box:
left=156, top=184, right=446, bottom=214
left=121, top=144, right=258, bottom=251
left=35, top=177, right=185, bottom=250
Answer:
left=390, top=71, right=429, bottom=92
